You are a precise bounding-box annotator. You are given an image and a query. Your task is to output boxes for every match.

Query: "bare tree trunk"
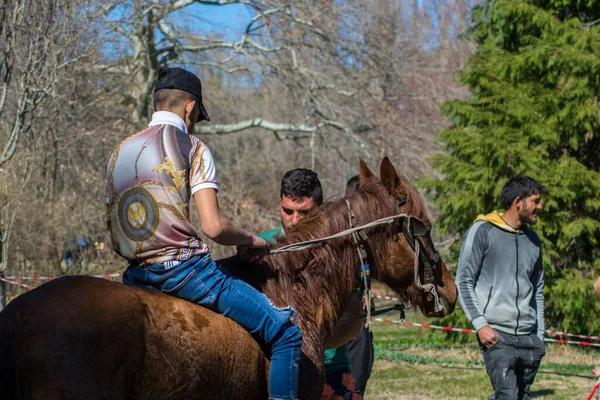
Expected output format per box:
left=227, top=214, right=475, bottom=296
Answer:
left=130, top=0, right=158, bottom=123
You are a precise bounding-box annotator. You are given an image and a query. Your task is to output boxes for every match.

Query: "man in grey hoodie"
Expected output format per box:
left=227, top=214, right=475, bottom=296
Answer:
left=456, top=175, right=545, bottom=400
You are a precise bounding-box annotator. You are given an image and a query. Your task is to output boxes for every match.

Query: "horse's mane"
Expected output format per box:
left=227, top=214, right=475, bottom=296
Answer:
left=262, top=174, right=429, bottom=337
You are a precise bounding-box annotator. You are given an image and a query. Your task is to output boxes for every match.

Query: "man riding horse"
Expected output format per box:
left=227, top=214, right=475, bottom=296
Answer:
left=105, top=67, right=302, bottom=400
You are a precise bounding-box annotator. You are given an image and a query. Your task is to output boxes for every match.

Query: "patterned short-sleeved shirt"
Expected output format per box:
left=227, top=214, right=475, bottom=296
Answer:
left=105, top=111, right=218, bottom=266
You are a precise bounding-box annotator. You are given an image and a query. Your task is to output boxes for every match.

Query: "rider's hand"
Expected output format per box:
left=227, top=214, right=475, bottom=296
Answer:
left=237, top=235, right=269, bottom=264
left=593, top=366, right=600, bottom=379
left=477, top=325, right=498, bottom=349
left=250, top=235, right=269, bottom=248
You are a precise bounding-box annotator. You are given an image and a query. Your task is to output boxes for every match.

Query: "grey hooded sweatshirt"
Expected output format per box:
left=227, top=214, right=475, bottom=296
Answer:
left=456, top=211, right=544, bottom=339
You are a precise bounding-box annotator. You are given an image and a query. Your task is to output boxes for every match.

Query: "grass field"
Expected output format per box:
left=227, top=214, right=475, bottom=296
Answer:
left=365, top=317, right=599, bottom=399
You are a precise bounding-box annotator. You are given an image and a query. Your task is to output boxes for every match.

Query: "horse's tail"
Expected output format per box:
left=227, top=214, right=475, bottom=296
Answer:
left=0, top=305, right=22, bottom=400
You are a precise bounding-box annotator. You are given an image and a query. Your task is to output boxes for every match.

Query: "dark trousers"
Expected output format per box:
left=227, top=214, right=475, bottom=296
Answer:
left=348, top=325, right=374, bottom=394
left=480, top=330, right=545, bottom=400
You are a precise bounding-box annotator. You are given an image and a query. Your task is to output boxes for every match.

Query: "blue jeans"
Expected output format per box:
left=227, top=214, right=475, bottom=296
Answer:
left=123, top=254, right=302, bottom=400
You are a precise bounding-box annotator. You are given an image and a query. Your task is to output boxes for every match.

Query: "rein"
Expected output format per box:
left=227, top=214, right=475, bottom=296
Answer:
left=345, top=199, right=374, bottom=331
left=251, top=213, right=409, bottom=256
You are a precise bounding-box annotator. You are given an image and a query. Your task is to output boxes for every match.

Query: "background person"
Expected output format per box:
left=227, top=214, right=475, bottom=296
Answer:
left=456, top=175, right=545, bottom=400
left=259, top=168, right=362, bottom=400
left=260, top=168, right=323, bottom=242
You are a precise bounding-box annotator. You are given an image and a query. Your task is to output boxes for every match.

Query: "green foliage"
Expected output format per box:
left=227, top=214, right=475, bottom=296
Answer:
left=546, top=271, right=600, bottom=334
left=420, top=0, right=600, bottom=333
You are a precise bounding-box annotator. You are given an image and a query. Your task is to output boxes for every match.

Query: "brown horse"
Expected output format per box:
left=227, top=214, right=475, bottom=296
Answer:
left=0, top=157, right=457, bottom=400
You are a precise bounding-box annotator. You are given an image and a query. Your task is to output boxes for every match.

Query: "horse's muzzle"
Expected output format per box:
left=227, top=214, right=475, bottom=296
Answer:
left=438, top=289, right=457, bottom=317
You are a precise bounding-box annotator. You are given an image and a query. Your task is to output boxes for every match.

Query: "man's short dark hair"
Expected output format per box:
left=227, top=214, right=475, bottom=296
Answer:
left=346, top=175, right=359, bottom=194
left=500, top=175, right=545, bottom=210
left=154, top=88, right=198, bottom=112
left=281, top=168, right=323, bottom=206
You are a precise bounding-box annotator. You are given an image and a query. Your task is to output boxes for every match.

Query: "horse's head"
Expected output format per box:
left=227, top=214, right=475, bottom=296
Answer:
left=355, top=157, right=457, bottom=318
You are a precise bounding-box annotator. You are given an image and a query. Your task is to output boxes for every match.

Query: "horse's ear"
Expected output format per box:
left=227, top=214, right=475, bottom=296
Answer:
left=380, top=156, right=403, bottom=196
left=359, top=158, right=374, bottom=183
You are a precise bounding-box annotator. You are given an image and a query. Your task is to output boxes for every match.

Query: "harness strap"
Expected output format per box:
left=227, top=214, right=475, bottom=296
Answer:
left=346, top=200, right=373, bottom=332
left=413, top=240, right=443, bottom=313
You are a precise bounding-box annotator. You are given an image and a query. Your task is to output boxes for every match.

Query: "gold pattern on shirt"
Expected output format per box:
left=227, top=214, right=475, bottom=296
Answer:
left=135, top=241, right=143, bottom=259
left=127, top=202, right=147, bottom=229
left=158, top=202, right=187, bottom=220
left=118, top=187, right=160, bottom=242
left=107, top=127, right=153, bottom=200
left=134, top=132, right=159, bottom=183
left=137, top=180, right=162, bottom=186
left=191, top=141, right=207, bottom=182
left=153, top=157, right=186, bottom=192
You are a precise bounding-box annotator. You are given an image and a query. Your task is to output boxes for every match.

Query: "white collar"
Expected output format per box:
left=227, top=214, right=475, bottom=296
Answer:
left=148, top=111, right=188, bottom=134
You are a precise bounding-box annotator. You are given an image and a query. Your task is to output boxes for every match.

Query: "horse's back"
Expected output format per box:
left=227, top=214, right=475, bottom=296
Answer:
left=0, top=276, right=268, bottom=400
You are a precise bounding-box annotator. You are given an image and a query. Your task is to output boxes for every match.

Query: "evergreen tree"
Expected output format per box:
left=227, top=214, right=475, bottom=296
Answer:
left=422, top=0, right=600, bottom=334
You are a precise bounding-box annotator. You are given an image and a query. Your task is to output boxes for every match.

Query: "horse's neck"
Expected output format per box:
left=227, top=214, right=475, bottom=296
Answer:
left=263, top=215, right=363, bottom=337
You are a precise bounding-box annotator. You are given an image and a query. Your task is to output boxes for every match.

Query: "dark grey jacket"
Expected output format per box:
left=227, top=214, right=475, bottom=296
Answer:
left=456, top=214, right=544, bottom=339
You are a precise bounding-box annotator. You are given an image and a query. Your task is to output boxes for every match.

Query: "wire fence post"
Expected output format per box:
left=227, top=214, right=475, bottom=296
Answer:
left=0, top=270, right=6, bottom=311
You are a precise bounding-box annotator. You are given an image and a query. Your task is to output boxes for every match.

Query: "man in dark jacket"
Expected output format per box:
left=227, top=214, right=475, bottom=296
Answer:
left=456, top=175, right=545, bottom=400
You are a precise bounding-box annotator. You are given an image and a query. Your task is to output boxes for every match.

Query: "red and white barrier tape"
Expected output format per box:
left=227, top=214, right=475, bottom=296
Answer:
left=545, top=330, right=600, bottom=342
left=545, top=338, right=600, bottom=347
left=2, top=277, right=598, bottom=347
left=0, top=277, right=36, bottom=290
left=372, top=295, right=600, bottom=342
left=371, top=317, right=600, bottom=347
left=0, top=273, right=122, bottom=291
left=5, top=273, right=122, bottom=281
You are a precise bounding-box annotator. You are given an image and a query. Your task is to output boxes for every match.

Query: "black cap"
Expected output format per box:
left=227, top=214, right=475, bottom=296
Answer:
left=154, top=67, right=210, bottom=122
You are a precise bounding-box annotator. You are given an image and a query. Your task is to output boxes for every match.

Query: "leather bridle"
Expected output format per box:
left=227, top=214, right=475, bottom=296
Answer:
left=394, top=197, right=444, bottom=313
left=344, top=197, right=445, bottom=329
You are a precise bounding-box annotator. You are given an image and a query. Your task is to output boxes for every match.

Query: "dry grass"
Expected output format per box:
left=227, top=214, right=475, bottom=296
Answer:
left=544, top=342, right=598, bottom=366
left=367, top=358, right=597, bottom=400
